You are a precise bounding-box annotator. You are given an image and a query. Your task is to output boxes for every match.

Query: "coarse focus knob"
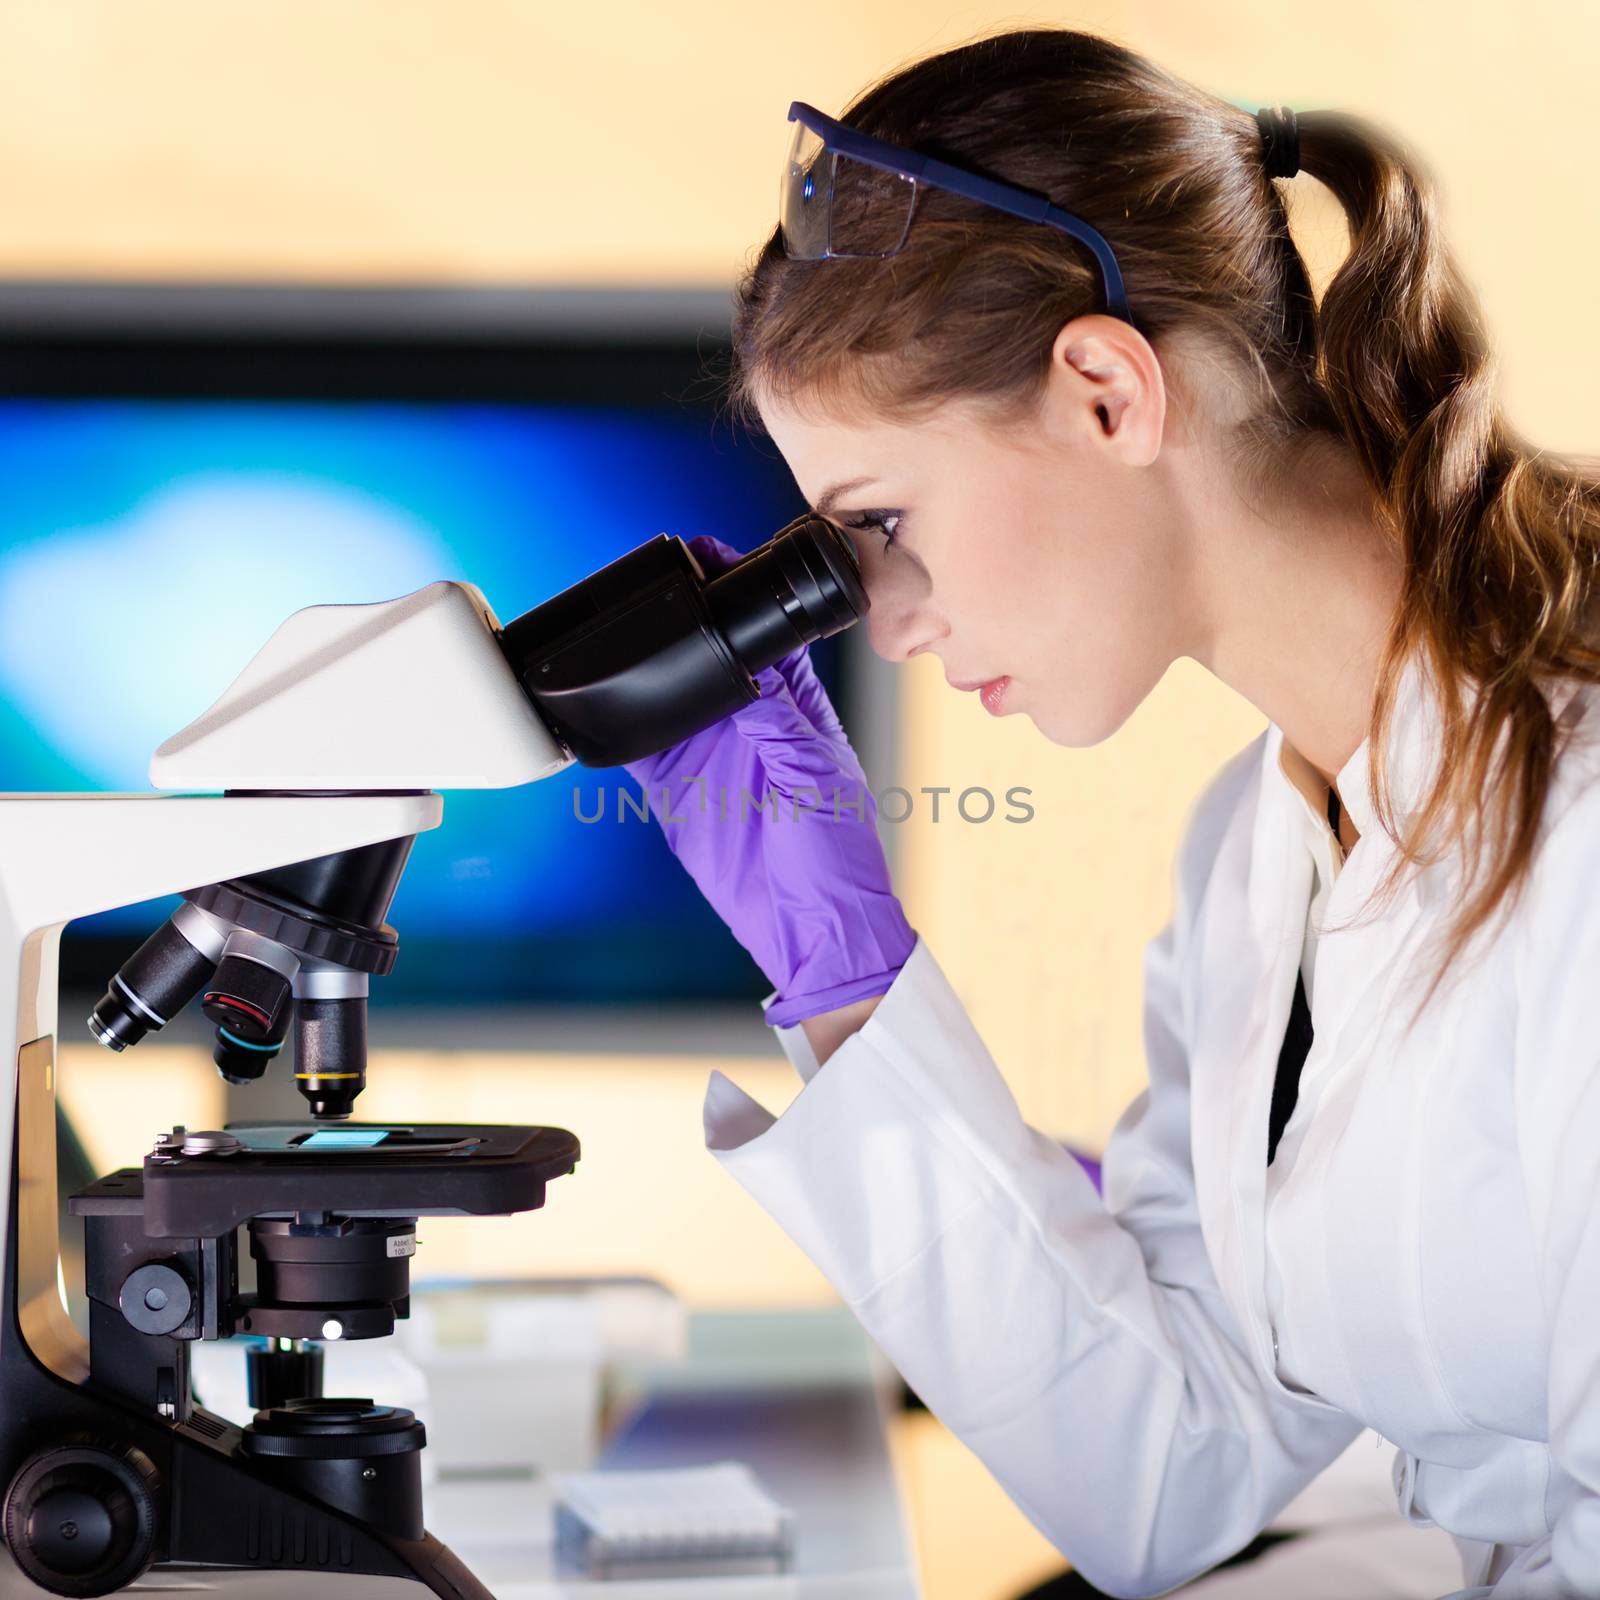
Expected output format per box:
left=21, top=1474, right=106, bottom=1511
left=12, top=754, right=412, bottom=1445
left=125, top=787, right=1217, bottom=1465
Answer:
left=3, top=1442, right=160, bottom=1597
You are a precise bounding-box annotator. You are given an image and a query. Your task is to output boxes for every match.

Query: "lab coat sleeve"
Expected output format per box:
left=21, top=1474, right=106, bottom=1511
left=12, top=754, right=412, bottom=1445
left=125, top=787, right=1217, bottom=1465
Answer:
left=702, top=743, right=1364, bottom=1599
left=757, top=985, right=824, bottom=1083
left=1501, top=773, right=1600, bottom=1596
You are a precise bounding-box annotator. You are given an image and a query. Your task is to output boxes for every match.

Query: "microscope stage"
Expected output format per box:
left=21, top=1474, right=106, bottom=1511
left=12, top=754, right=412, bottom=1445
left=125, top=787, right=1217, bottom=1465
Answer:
left=70, top=1123, right=580, bottom=1237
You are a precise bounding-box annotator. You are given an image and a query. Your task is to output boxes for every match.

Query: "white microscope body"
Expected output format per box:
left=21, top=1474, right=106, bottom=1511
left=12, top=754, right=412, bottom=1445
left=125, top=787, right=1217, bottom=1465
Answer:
left=0, top=583, right=570, bottom=1599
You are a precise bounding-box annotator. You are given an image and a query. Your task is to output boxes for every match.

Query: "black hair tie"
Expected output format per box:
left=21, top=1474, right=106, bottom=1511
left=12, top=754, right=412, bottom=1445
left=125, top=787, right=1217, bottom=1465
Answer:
left=1255, top=105, right=1300, bottom=180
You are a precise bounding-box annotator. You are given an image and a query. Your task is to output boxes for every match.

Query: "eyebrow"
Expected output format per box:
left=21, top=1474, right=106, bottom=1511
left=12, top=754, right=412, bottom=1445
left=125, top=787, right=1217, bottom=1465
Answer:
left=812, top=476, right=879, bottom=518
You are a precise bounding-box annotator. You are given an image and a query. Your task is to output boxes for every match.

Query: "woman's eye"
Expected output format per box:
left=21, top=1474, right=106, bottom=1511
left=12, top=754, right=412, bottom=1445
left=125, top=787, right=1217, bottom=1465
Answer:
left=842, top=510, right=902, bottom=550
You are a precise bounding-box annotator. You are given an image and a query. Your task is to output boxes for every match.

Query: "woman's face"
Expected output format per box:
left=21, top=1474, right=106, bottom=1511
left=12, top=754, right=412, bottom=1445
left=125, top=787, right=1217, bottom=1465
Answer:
left=756, top=316, right=1195, bottom=747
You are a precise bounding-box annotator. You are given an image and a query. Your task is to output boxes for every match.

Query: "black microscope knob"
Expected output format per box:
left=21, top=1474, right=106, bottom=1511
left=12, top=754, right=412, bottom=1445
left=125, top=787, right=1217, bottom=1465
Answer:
left=3, top=1443, right=160, bottom=1596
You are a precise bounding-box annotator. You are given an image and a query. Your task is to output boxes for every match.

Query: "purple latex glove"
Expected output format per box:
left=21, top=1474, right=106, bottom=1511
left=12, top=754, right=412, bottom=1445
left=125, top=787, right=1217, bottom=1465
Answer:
left=1068, top=1147, right=1104, bottom=1195
left=623, top=535, right=915, bottom=1028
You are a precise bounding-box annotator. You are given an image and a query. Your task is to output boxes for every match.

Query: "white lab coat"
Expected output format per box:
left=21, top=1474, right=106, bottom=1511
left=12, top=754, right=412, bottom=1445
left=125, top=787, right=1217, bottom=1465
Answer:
left=702, top=654, right=1600, bottom=1599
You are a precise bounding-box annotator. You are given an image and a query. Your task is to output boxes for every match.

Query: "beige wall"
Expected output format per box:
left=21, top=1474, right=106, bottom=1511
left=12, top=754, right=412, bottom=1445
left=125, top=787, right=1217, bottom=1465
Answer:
left=19, top=0, right=1596, bottom=1181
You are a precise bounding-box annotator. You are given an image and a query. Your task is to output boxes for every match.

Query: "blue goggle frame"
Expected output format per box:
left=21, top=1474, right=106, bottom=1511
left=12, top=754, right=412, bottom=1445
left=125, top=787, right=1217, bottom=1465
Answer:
left=783, top=100, right=1132, bottom=324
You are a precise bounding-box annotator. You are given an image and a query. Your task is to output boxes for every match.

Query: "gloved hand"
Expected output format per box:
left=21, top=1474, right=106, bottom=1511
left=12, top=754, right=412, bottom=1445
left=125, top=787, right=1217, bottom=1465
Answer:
left=622, top=535, right=915, bottom=1028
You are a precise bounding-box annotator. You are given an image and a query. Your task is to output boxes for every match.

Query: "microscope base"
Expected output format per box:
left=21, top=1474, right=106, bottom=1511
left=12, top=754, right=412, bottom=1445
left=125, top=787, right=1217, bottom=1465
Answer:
left=0, top=1324, right=498, bottom=1599
left=0, top=1552, right=486, bottom=1598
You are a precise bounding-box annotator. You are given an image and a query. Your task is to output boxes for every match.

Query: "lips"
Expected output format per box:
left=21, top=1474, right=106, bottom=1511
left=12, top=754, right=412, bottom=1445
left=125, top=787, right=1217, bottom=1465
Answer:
left=979, top=676, right=1012, bottom=716
left=946, top=672, right=1015, bottom=714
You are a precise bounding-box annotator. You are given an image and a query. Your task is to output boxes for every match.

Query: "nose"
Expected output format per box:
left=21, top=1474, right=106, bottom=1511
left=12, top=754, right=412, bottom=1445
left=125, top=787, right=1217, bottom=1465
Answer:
left=861, top=557, right=945, bottom=665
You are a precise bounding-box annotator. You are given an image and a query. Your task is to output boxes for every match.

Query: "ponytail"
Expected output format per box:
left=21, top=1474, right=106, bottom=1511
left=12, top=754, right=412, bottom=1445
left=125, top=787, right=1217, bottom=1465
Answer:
left=1299, top=111, right=1600, bottom=1004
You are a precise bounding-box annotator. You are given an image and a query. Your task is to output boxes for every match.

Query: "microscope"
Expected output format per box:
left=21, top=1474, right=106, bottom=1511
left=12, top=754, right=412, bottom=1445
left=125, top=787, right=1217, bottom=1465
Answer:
left=0, top=518, right=865, bottom=1597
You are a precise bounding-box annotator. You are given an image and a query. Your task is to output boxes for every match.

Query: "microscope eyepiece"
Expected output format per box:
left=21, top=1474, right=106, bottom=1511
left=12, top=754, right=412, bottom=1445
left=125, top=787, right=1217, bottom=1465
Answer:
left=702, top=512, right=865, bottom=661
left=499, top=512, right=867, bottom=767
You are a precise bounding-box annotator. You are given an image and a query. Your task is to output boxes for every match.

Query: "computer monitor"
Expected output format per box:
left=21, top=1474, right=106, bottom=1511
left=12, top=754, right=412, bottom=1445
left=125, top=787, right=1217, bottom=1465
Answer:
left=0, top=284, right=881, bottom=1009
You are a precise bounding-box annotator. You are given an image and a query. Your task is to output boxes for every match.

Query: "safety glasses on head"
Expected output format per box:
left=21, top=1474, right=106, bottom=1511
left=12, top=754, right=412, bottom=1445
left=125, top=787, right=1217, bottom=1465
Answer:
left=780, top=100, right=1132, bottom=323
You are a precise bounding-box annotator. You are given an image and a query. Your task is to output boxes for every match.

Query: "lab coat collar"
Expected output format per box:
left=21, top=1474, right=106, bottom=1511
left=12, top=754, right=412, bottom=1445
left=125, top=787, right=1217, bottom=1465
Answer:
left=1250, top=653, right=1432, bottom=933
left=1272, top=655, right=1587, bottom=852
left=1273, top=652, right=1436, bottom=849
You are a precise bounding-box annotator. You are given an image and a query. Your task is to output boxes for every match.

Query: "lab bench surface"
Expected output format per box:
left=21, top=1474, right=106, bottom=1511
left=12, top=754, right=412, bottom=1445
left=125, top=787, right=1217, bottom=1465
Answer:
left=434, top=1307, right=923, bottom=1597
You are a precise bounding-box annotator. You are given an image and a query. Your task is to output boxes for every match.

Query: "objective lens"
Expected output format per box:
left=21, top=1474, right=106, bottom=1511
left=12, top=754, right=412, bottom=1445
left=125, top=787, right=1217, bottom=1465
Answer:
left=88, top=907, right=223, bottom=1052
left=213, top=1025, right=283, bottom=1086
left=201, top=943, right=296, bottom=1046
left=294, top=997, right=367, bottom=1120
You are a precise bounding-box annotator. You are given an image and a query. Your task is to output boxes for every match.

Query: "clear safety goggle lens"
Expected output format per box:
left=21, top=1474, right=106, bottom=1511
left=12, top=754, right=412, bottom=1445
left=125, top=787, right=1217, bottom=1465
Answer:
left=780, top=122, right=833, bottom=259
left=780, top=121, right=918, bottom=260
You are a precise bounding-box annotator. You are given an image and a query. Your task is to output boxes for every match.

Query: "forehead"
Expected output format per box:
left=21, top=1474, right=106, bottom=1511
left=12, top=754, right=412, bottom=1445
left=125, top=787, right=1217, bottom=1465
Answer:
left=757, top=393, right=976, bottom=503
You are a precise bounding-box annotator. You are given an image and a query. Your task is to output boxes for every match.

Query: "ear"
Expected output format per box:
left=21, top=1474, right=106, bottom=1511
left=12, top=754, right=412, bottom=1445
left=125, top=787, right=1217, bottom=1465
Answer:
left=1041, top=314, right=1166, bottom=468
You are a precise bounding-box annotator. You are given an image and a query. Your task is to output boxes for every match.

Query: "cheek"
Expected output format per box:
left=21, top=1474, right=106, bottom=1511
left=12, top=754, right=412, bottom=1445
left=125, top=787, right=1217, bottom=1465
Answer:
left=939, top=482, right=1047, bottom=612
left=942, top=483, right=1085, bottom=642
left=1023, top=478, right=1170, bottom=620
left=951, top=479, right=1178, bottom=693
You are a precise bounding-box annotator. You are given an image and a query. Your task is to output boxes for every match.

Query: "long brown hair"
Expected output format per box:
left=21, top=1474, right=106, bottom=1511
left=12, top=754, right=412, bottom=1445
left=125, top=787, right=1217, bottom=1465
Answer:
left=731, top=27, right=1600, bottom=1005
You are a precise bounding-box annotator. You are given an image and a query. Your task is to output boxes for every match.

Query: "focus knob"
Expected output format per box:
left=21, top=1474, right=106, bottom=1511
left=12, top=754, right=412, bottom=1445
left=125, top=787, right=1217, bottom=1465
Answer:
left=3, top=1443, right=159, bottom=1596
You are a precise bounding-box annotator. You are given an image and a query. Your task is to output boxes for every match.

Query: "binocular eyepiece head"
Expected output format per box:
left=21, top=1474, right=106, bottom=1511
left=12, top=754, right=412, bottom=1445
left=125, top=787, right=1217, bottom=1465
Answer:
left=499, top=513, right=867, bottom=767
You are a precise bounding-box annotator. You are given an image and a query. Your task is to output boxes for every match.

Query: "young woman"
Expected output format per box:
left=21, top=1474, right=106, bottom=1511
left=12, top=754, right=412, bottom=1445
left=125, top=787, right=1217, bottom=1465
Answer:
left=624, top=28, right=1600, bottom=1598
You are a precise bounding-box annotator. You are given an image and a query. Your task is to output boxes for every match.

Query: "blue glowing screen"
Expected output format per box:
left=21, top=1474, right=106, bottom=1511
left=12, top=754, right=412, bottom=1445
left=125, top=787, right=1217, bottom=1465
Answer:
left=0, top=399, right=814, bottom=1003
